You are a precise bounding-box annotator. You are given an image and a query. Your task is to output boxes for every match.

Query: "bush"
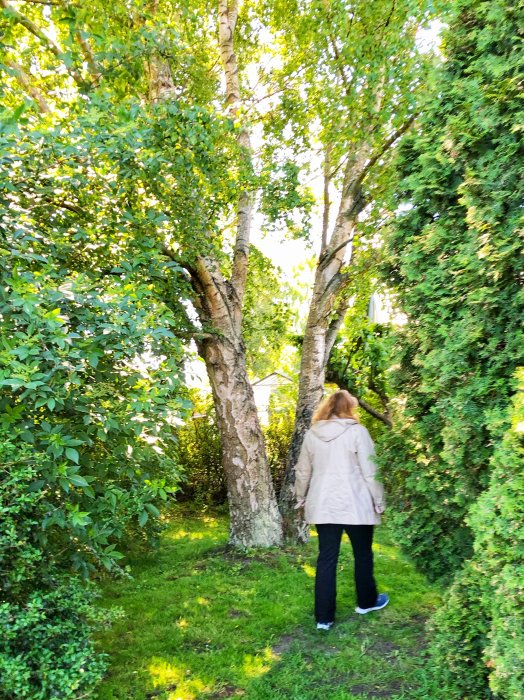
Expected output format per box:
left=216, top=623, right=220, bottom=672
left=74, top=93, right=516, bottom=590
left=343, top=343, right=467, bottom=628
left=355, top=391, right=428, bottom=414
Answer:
left=0, top=153, right=190, bottom=696
left=427, top=371, right=524, bottom=700
left=0, top=458, right=115, bottom=699
left=0, top=582, right=110, bottom=700
left=175, top=392, right=226, bottom=506
left=379, top=0, right=524, bottom=580
left=264, top=407, right=295, bottom=498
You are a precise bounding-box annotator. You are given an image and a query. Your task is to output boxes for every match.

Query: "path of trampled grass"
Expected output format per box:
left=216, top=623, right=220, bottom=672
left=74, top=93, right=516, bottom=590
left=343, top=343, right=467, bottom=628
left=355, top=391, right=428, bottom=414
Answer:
left=95, top=508, right=441, bottom=700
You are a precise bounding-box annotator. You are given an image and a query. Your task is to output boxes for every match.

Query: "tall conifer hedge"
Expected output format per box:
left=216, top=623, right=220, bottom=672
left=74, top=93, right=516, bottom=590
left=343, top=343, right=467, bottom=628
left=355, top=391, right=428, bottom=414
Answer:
left=379, top=0, right=523, bottom=696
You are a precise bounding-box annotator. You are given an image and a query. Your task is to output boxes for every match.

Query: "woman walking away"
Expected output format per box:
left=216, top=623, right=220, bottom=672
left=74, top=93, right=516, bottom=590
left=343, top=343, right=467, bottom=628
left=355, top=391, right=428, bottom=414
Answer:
left=294, top=390, right=388, bottom=630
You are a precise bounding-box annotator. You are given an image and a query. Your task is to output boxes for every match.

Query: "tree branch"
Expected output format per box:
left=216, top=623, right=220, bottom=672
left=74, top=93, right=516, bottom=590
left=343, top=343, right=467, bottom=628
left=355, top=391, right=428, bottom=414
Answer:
left=321, top=0, right=353, bottom=97
left=74, top=29, right=101, bottom=83
left=19, top=0, right=61, bottom=5
left=323, top=292, right=353, bottom=367
left=5, top=59, right=51, bottom=113
left=0, top=0, right=87, bottom=88
left=146, top=0, right=179, bottom=100
left=357, top=396, right=392, bottom=428
left=321, top=144, right=331, bottom=252
left=349, top=114, right=417, bottom=194
left=325, top=368, right=392, bottom=427
left=218, top=0, right=253, bottom=320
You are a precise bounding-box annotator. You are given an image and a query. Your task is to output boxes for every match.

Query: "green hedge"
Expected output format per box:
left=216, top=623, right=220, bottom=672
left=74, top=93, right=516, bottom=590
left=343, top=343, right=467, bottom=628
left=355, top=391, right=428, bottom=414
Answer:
left=378, top=1, right=524, bottom=696
left=379, top=0, right=524, bottom=580
left=428, top=372, right=524, bottom=700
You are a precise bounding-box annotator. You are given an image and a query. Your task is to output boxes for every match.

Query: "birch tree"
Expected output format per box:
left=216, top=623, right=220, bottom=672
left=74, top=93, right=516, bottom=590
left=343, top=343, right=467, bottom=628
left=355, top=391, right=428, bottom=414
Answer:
left=256, top=0, right=434, bottom=538
left=2, top=0, right=434, bottom=546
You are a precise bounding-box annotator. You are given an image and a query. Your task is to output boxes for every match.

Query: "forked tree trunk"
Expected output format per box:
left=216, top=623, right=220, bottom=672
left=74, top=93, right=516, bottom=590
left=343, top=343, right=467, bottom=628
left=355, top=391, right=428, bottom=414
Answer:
left=279, top=114, right=415, bottom=541
left=279, top=148, right=369, bottom=541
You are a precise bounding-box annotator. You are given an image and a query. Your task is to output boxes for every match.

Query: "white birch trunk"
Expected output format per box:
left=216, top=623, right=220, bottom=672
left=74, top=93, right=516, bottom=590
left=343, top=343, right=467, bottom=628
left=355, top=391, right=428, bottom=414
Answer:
left=191, top=257, right=282, bottom=546
left=279, top=155, right=367, bottom=541
left=200, top=334, right=282, bottom=546
left=152, top=1, right=283, bottom=547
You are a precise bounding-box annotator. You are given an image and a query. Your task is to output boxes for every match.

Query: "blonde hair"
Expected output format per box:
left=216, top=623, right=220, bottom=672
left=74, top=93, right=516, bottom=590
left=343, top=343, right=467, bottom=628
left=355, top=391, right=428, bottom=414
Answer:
left=312, top=389, right=360, bottom=424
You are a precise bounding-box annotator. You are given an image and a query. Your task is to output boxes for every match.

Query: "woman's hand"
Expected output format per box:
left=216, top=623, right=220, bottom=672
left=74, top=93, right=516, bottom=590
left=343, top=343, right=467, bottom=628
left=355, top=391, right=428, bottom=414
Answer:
left=374, top=503, right=386, bottom=514
left=294, top=498, right=306, bottom=510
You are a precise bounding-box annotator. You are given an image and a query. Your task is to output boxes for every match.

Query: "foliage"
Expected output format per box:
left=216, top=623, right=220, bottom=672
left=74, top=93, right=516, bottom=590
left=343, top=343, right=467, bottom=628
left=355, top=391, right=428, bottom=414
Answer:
left=95, top=508, right=441, bottom=699
left=427, top=371, right=524, bottom=700
left=264, top=399, right=296, bottom=498
left=0, top=457, right=116, bottom=700
left=0, top=158, right=191, bottom=696
left=377, top=1, right=524, bottom=697
left=0, top=580, right=109, bottom=700
left=378, top=0, right=524, bottom=579
left=242, top=247, right=294, bottom=379
left=0, top=222, right=190, bottom=576
left=258, top=0, right=434, bottom=219
left=326, top=271, right=394, bottom=437
left=259, top=160, right=316, bottom=240
left=175, top=392, right=225, bottom=507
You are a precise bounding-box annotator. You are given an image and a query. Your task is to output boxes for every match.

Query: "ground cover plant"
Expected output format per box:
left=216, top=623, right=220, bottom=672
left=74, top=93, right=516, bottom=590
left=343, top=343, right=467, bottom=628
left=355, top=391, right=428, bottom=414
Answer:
left=95, top=508, right=441, bottom=700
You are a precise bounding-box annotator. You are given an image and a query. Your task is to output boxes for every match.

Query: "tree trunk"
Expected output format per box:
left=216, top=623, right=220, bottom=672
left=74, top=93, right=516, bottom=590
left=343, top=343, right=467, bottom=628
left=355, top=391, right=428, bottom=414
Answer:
left=279, top=267, right=351, bottom=541
left=160, top=3, right=283, bottom=547
left=279, top=151, right=368, bottom=542
left=188, top=255, right=282, bottom=547
left=199, top=332, right=282, bottom=546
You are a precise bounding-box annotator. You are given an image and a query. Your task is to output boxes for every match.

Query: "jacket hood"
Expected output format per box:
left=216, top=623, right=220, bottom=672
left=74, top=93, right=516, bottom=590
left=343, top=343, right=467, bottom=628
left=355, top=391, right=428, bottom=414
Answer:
left=310, top=418, right=357, bottom=442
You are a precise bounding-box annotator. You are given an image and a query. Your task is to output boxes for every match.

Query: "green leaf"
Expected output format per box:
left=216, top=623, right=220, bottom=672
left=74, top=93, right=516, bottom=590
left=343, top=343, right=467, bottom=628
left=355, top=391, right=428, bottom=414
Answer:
left=144, top=502, right=160, bottom=517
left=65, top=447, right=80, bottom=464
left=69, top=474, right=89, bottom=488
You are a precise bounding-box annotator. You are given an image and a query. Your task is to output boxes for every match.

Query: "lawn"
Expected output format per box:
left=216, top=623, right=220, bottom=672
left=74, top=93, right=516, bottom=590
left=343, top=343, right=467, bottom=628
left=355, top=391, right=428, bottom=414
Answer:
left=95, top=508, right=441, bottom=700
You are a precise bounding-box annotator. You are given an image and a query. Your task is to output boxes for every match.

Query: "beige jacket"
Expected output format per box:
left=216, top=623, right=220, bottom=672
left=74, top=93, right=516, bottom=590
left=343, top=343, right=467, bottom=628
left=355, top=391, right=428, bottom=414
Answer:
left=294, top=418, right=385, bottom=525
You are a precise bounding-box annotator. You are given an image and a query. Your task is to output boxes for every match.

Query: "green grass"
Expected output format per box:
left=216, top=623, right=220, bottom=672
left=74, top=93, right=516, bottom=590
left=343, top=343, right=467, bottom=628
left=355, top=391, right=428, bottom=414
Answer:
left=95, top=508, right=441, bottom=700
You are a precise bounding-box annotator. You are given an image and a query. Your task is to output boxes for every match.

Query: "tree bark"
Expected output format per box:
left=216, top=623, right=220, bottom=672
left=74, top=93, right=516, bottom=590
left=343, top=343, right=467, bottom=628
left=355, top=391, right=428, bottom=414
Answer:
left=189, top=256, right=282, bottom=547
left=199, top=333, right=282, bottom=546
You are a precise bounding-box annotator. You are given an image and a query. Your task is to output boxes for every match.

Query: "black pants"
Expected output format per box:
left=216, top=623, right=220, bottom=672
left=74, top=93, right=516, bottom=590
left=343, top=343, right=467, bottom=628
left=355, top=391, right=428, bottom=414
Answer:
left=315, top=524, right=378, bottom=623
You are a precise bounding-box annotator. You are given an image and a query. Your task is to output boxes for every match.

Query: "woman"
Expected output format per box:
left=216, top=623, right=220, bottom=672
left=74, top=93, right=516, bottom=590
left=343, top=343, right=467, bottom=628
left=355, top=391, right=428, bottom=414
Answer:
left=294, top=389, right=388, bottom=630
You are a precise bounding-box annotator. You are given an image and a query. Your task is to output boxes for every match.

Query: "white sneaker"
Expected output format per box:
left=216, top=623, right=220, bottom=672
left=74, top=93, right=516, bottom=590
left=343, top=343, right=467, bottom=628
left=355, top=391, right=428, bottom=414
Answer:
left=355, top=593, right=390, bottom=615
left=316, top=621, right=334, bottom=630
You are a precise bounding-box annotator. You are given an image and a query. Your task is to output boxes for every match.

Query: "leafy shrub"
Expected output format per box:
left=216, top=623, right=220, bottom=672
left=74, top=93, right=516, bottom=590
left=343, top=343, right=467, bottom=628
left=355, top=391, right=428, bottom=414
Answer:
left=0, top=582, right=111, bottom=700
left=175, top=392, right=225, bottom=506
left=0, top=252, right=186, bottom=576
left=264, top=406, right=295, bottom=497
left=0, top=457, right=116, bottom=700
